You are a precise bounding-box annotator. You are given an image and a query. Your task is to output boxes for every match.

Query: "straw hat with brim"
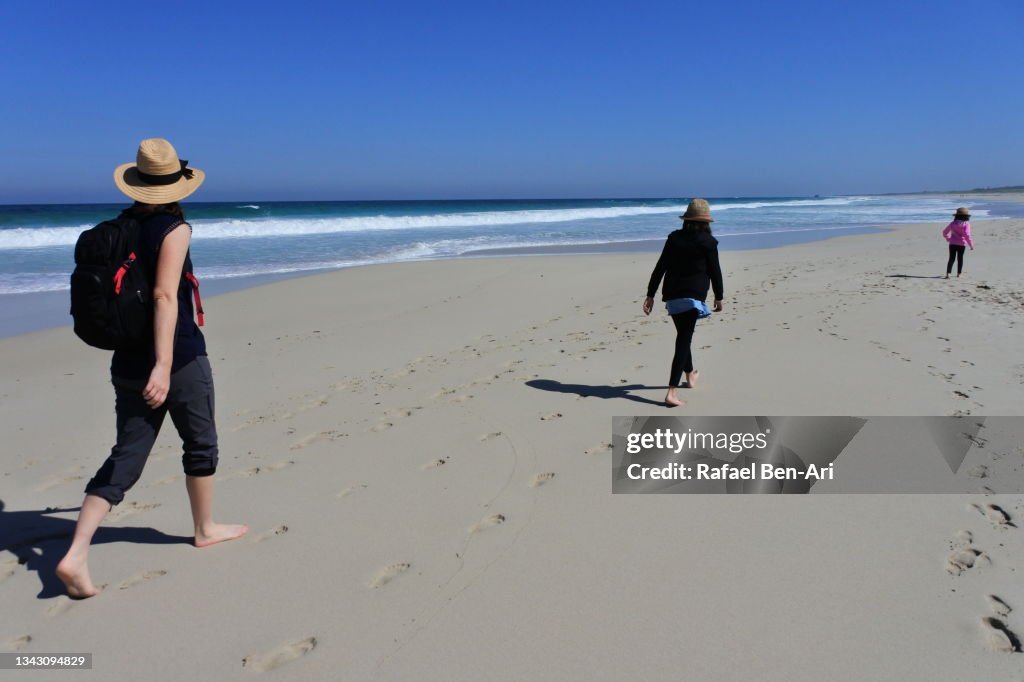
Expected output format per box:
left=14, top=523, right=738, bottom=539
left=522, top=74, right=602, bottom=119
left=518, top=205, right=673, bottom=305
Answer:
left=679, top=198, right=714, bottom=222
left=114, top=138, right=205, bottom=204
left=953, top=207, right=971, bottom=219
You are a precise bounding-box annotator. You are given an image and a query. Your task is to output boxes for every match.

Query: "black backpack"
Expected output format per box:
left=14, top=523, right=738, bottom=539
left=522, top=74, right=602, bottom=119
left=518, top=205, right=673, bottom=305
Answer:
left=70, top=214, right=152, bottom=350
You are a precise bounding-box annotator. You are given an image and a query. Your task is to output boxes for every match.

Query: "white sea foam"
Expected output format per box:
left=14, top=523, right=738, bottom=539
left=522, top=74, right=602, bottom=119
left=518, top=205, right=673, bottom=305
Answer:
left=0, top=273, right=71, bottom=294
left=0, top=209, right=1002, bottom=296
left=0, top=197, right=873, bottom=250
left=0, top=225, right=93, bottom=250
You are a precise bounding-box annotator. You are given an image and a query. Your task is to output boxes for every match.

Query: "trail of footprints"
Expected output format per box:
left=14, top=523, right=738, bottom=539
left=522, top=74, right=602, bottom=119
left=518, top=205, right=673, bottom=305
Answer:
left=946, top=500, right=1021, bottom=653
left=186, top=312, right=609, bottom=667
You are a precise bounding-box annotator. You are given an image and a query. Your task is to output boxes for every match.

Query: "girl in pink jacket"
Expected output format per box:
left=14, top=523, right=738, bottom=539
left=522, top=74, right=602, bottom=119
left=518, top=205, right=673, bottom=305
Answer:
left=943, top=207, right=974, bottom=278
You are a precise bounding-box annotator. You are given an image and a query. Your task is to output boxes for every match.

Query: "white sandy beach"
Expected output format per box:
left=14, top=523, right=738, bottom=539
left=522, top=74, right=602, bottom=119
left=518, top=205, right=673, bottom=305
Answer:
left=1, top=219, right=1022, bottom=680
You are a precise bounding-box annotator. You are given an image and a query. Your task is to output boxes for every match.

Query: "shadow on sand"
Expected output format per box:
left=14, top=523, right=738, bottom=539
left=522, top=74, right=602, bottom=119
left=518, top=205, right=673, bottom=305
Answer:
left=526, top=379, right=667, bottom=406
left=0, top=500, right=191, bottom=599
left=886, top=274, right=945, bottom=279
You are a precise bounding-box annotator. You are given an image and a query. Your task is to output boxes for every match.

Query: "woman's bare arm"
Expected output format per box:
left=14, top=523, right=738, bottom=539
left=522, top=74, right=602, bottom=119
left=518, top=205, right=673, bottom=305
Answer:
left=142, top=224, right=190, bottom=408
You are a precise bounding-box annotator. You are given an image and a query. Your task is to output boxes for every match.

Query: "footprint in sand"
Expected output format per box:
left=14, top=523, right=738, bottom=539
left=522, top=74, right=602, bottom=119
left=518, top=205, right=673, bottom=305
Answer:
left=337, top=484, right=368, bottom=499
left=987, top=594, right=1012, bottom=618
left=585, top=443, right=612, bottom=456
left=118, top=569, right=167, bottom=590
left=386, top=406, right=423, bottom=419
left=540, top=413, right=563, bottom=421
left=478, top=432, right=502, bottom=442
left=971, top=503, right=1015, bottom=528
left=290, top=395, right=329, bottom=415
left=530, top=472, right=556, bottom=487
left=237, top=461, right=295, bottom=478
left=290, top=431, right=347, bottom=450
left=242, top=637, right=317, bottom=671
left=34, top=473, right=86, bottom=493
left=369, top=422, right=393, bottom=433
left=946, top=547, right=989, bottom=575
left=980, top=617, right=1021, bottom=653
left=108, top=501, right=160, bottom=521
left=371, top=562, right=411, bottom=588
left=1, top=559, right=19, bottom=582
left=6, top=635, right=32, bottom=650
left=422, top=457, right=449, bottom=470
left=46, top=597, right=78, bottom=617
left=253, top=526, right=289, bottom=543
left=469, top=514, right=506, bottom=533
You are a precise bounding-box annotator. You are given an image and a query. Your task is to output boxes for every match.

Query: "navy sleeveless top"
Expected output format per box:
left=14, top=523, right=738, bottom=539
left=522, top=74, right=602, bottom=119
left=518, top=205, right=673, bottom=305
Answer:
left=110, top=212, right=207, bottom=380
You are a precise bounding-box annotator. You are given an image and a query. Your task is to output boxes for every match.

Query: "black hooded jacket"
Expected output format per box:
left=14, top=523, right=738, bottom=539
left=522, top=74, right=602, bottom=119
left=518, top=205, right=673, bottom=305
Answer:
left=646, top=229, right=724, bottom=302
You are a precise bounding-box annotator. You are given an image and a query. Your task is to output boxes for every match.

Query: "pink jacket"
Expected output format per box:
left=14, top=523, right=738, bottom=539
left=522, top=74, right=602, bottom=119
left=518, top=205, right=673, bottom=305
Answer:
left=943, top=220, right=973, bottom=248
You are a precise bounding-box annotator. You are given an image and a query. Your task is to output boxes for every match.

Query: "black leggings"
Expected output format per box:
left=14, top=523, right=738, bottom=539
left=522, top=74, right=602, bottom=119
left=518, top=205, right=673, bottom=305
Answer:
left=669, top=309, right=699, bottom=387
left=947, top=244, right=966, bottom=275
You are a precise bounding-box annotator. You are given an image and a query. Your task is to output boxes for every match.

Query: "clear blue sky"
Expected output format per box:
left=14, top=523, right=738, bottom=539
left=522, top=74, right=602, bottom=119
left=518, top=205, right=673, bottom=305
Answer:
left=1, top=0, right=1021, bottom=202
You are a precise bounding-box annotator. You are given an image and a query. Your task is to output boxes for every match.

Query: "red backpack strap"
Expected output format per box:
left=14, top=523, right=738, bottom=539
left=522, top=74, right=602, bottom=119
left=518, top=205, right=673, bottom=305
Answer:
left=112, top=252, right=136, bottom=294
left=184, top=272, right=204, bottom=326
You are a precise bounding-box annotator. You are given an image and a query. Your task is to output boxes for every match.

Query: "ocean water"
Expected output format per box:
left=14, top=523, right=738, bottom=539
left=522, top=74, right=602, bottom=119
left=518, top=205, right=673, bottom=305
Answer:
left=0, top=194, right=1012, bottom=297
left=0, top=194, right=1016, bottom=336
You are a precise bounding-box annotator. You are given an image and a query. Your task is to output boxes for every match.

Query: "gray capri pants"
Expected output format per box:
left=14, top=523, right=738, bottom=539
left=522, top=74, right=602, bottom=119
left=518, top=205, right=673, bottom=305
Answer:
left=84, top=356, right=219, bottom=506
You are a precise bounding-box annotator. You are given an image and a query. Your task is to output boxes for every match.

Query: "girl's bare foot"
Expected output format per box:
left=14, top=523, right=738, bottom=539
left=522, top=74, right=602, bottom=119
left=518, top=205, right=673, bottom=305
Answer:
left=664, top=388, right=685, bottom=408
left=56, top=554, right=99, bottom=599
left=685, top=370, right=700, bottom=388
left=195, top=523, right=249, bottom=548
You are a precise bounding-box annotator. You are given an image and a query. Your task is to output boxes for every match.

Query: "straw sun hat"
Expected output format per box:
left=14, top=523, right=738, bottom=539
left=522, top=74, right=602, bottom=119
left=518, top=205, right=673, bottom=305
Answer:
left=113, top=138, right=205, bottom=204
left=953, top=207, right=971, bottom=219
left=679, top=198, right=714, bottom=222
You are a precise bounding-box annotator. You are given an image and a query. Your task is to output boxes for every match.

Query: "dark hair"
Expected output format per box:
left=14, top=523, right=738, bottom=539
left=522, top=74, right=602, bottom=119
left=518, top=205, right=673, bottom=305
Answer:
left=682, top=220, right=712, bottom=234
left=125, top=201, right=186, bottom=221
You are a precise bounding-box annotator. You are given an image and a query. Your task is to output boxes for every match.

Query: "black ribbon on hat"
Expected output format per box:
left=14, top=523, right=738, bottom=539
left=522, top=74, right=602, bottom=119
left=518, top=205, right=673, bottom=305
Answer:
left=137, top=159, right=193, bottom=185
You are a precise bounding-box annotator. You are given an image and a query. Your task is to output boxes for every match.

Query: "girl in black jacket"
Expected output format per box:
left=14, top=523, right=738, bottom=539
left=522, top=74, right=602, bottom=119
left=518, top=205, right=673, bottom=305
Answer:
left=643, top=199, right=724, bottom=407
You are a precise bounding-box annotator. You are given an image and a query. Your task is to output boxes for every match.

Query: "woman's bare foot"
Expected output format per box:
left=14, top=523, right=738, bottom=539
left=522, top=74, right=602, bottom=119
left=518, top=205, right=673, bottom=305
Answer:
left=685, top=370, right=700, bottom=388
left=56, top=554, right=100, bottom=599
left=195, top=523, right=249, bottom=548
left=664, top=388, right=685, bottom=408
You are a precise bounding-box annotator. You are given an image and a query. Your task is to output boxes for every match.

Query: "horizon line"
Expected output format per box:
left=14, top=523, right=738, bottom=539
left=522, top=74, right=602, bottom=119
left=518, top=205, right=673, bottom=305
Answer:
left=2, top=186, right=1021, bottom=208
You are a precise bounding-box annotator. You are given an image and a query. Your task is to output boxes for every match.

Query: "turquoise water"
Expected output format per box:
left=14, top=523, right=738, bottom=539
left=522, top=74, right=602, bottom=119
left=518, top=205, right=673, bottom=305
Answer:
left=0, top=195, right=1012, bottom=298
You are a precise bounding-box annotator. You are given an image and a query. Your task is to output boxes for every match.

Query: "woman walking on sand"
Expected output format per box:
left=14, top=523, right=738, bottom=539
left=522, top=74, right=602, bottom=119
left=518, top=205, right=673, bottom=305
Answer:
left=943, top=207, right=974, bottom=278
left=643, top=198, right=724, bottom=407
left=58, top=139, right=247, bottom=598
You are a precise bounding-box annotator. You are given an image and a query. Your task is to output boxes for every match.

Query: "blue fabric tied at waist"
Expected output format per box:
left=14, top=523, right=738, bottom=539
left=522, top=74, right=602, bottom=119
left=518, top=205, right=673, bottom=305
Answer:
left=665, top=298, right=711, bottom=318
